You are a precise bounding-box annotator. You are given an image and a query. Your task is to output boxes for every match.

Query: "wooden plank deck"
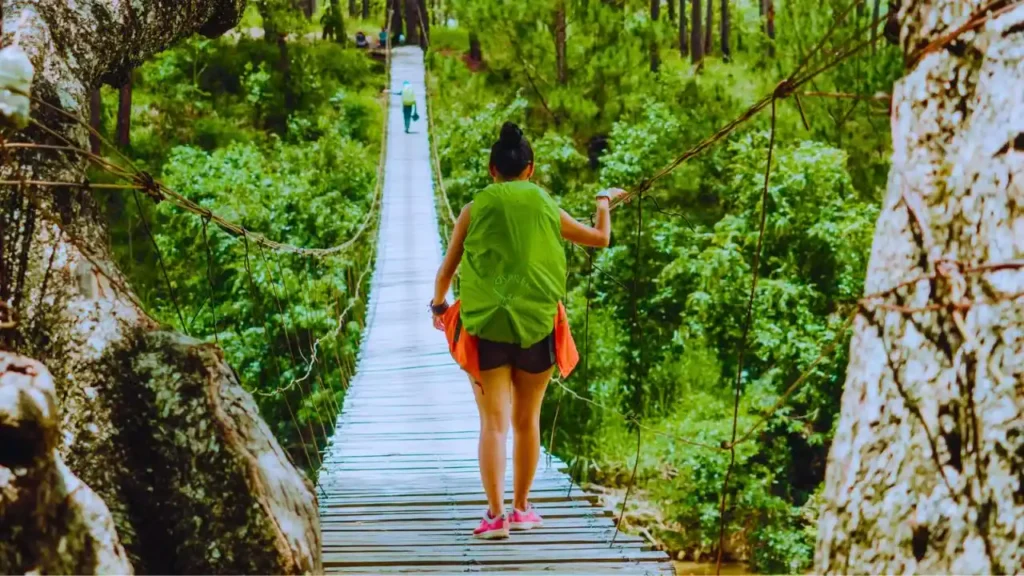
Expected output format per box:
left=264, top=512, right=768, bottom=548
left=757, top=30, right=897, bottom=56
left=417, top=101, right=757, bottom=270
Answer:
left=318, top=46, right=673, bottom=575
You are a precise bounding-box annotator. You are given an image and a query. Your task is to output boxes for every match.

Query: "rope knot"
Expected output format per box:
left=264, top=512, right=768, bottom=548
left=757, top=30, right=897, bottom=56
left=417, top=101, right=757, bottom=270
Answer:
left=136, top=171, right=163, bottom=204
left=773, top=79, right=795, bottom=100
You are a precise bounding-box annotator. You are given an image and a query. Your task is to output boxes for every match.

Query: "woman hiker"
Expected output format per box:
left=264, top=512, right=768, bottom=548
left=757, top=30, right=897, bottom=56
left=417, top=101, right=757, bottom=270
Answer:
left=396, top=81, right=417, bottom=133
left=431, top=122, right=627, bottom=539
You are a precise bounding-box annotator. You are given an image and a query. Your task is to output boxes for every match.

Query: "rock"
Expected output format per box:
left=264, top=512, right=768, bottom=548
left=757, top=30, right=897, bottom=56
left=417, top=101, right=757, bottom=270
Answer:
left=0, top=354, right=132, bottom=575
left=60, top=330, right=322, bottom=574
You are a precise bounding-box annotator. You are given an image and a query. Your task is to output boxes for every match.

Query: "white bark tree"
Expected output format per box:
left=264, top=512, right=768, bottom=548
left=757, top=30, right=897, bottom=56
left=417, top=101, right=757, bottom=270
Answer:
left=0, top=1, right=320, bottom=573
left=816, top=0, right=1024, bottom=573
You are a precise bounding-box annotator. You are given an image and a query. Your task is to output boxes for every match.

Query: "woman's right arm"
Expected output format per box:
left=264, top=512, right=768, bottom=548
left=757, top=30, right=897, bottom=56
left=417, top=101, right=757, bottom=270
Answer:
left=559, top=188, right=627, bottom=248
left=432, top=203, right=471, bottom=307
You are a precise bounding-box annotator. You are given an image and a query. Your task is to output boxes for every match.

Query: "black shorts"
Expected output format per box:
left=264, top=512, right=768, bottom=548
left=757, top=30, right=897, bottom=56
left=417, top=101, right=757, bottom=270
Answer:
left=478, top=333, right=555, bottom=374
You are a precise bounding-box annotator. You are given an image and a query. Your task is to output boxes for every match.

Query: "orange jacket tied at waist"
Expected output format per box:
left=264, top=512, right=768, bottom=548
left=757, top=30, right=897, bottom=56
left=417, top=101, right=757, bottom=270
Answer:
left=439, top=300, right=579, bottom=384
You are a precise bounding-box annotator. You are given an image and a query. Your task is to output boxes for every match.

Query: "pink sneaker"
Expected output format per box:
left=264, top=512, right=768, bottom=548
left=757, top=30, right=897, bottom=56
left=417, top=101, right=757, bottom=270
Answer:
left=509, top=504, right=543, bottom=530
left=473, top=511, right=509, bottom=539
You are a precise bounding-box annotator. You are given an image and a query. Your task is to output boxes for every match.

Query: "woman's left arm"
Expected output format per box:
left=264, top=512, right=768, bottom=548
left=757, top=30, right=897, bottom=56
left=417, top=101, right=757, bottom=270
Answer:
left=432, top=203, right=471, bottom=308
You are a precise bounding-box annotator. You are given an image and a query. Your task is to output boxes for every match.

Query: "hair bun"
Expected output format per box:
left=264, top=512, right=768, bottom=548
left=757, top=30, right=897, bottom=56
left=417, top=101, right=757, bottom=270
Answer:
left=499, top=122, right=523, bottom=146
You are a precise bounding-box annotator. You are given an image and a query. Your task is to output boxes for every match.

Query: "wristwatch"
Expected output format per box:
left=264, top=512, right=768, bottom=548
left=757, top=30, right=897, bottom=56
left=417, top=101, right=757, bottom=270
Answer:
left=430, top=300, right=449, bottom=315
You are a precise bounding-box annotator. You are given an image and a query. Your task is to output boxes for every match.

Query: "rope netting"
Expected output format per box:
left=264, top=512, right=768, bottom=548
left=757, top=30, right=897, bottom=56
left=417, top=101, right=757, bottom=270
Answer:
left=0, top=9, right=397, bottom=495
left=420, top=0, right=1024, bottom=570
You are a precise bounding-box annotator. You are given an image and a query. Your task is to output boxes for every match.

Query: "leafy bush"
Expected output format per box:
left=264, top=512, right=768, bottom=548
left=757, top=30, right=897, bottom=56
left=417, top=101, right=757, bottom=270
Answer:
left=96, top=29, right=385, bottom=470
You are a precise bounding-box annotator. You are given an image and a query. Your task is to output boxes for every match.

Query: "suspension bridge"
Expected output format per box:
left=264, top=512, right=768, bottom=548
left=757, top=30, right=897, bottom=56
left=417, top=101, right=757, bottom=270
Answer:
left=316, top=47, right=672, bottom=575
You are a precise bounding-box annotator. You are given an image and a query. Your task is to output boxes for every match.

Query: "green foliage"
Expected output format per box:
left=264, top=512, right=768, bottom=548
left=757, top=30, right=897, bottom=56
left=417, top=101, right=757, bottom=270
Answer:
left=430, top=0, right=899, bottom=570
left=95, top=30, right=385, bottom=472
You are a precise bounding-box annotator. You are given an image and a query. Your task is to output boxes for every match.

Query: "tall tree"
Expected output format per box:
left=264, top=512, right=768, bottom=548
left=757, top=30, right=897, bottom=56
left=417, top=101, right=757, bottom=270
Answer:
left=404, top=0, right=420, bottom=45
left=704, top=0, right=713, bottom=55
left=349, top=0, right=356, bottom=16
left=816, top=2, right=1024, bottom=573
left=116, top=80, right=131, bottom=148
left=390, top=0, right=404, bottom=39
left=469, top=31, right=483, bottom=62
left=720, top=0, right=730, bottom=60
left=362, top=0, right=369, bottom=19
left=690, top=0, right=703, bottom=63
left=418, top=0, right=430, bottom=46
left=0, top=0, right=319, bottom=573
left=765, top=0, right=775, bottom=57
left=871, top=0, right=882, bottom=51
left=89, top=89, right=102, bottom=155
left=679, top=0, right=688, bottom=56
left=650, top=0, right=661, bottom=72
left=555, top=1, right=568, bottom=84
left=668, top=0, right=675, bottom=23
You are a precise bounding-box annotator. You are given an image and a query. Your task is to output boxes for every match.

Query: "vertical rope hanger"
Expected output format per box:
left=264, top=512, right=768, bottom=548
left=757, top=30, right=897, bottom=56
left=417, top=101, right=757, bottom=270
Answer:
left=715, top=98, right=778, bottom=575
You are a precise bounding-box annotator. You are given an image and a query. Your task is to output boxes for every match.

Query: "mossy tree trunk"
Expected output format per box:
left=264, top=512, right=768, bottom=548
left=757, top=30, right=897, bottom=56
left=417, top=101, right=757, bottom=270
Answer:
left=0, top=0, right=321, bottom=573
left=816, top=1, right=1024, bottom=573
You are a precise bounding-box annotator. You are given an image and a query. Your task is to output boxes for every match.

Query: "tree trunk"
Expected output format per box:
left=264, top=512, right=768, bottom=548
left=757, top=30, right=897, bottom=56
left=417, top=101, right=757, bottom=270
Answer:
left=0, top=1, right=319, bottom=573
left=349, top=0, right=356, bottom=16
left=469, top=31, right=483, bottom=63
left=668, top=0, right=676, bottom=23
left=704, top=0, right=713, bottom=55
left=690, top=0, right=703, bottom=63
left=116, top=80, right=131, bottom=148
left=362, top=0, right=369, bottom=19
left=390, top=0, right=403, bottom=39
left=89, top=89, right=102, bottom=155
left=404, top=0, right=420, bottom=46
left=418, top=0, right=430, bottom=47
left=650, top=0, right=661, bottom=72
left=720, top=0, right=730, bottom=61
left=871, top=0, right=882, bottom=52
left=679, top=0, right=688, bottom=56
left=555, top=2, right=568, bottom=84
left=815, top=3, right=1024, bottom=574
left=766, top=0, right=775, bottom=57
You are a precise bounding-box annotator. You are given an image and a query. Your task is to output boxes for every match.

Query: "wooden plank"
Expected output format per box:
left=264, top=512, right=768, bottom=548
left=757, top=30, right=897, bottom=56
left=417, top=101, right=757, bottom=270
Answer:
left=315, top=487, right=598, bottom=502
left=322, top=532, right=645, bottom=546
left=327, top=563, right=674, bottom=575
left=323, top=549, right=669, bottom=566
left=321, top=519, right=616, bottom=532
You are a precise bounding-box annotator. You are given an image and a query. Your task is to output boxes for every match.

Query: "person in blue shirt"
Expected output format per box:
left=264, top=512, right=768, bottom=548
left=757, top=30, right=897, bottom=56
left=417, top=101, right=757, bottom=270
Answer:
left=389, top=81, right=418, bottom=133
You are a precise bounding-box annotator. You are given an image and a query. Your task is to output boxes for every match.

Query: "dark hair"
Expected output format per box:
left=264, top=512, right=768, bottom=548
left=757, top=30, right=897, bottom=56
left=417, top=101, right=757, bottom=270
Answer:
left=489, top=122, right=534, bottom=179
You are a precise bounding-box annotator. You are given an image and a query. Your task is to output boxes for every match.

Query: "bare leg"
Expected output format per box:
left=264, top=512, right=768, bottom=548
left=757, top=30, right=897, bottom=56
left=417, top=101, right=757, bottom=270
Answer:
left=472, top=368, right=512, bottom=518
left=511, top=366, right=554, bottom=511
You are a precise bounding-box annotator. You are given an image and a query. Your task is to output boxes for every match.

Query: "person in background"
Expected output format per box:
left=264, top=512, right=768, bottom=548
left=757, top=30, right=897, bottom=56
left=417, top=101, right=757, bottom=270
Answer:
left=321, top=2, right=338, bottom=41
left=431, top=122, right=627, bottom=539
left=396, top=81, right=417, bottom=133
left=355, top=30, right=369, bottom=48
left=378, top=28, right=388, bottom=48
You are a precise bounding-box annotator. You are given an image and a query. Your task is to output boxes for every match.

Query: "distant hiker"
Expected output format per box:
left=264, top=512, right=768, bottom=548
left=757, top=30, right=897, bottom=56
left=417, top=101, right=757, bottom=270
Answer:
left=397, top=81, right=418, bottom=133
left=378, top=28, right=388, bottom=48
left=431, top=122, right=628, bottom=539
left=355, top=31, right=369, bottom=49
left=321, top=4, right=337, bottom=41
